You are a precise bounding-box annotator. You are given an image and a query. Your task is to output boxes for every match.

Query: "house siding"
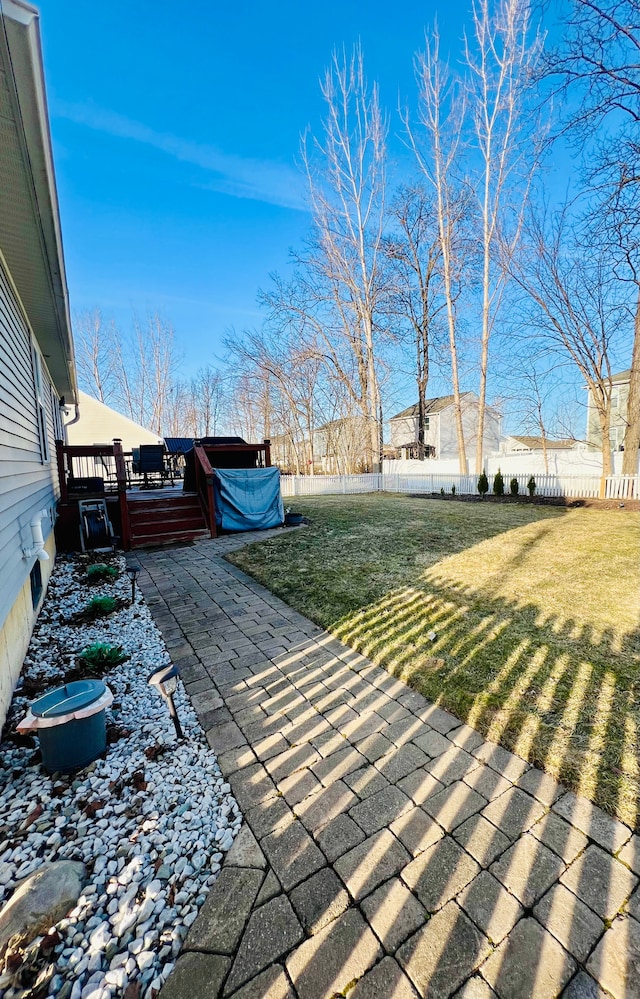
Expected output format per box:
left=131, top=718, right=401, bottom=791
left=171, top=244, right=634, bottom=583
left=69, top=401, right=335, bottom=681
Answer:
left=0, top=251, right=59, bottom=727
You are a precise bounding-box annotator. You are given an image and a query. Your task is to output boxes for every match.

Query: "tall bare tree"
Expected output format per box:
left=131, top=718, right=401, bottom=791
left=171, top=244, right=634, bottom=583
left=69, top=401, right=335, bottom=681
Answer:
left=300, top=45, right=388, bottom=472
left=73, top=310, right=118, bottom=404
left=553, top=0, right=640, bottom=473
left=510, top=206, right=630, bottom=487
left=465, top=0, right=543, bottom=475
left=383, top=185, right=445, bottom=456
left=410, top=30, right=471, bottom=472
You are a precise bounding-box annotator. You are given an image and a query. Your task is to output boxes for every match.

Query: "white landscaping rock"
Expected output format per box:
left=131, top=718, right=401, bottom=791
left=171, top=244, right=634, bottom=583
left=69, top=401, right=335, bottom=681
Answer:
left=0, top=555, right=242, bottom=999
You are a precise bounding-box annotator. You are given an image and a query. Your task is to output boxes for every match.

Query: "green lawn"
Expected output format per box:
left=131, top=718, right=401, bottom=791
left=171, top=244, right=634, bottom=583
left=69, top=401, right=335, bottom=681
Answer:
left=228, top=495, right=640, bottom=827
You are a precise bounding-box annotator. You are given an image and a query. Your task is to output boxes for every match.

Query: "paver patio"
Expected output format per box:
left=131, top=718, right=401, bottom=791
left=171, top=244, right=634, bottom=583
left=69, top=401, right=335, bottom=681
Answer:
left=133, top=531, right=640, bottom=999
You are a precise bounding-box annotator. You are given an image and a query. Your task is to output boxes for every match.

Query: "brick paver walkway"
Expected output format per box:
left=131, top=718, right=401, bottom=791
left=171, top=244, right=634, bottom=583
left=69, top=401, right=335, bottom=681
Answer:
left=134, top=532, right=640, bottom=999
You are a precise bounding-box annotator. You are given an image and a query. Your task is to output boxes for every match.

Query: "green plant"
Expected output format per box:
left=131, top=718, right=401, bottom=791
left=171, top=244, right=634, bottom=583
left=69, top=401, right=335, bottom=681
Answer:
left=527, top=475, right=536, bottom=497
left=85, top=595, right=117, bottom=618
left=451, top=485, right=456, bottom=496
left=440, top=487, right=445, bottom=496
left=510, top=477, right=519, bottom=496
left=493, top=469, right=505, bottom=497
left=78, top=642, right=128, bottom=669
left=86, top=563, right=119, bottom=583
left=478, top=470, right=489, bottom=498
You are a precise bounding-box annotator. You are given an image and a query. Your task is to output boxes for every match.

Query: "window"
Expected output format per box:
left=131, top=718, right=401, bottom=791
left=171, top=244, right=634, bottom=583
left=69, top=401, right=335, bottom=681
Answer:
left=611, top=387, right=620, bottom=411
left=31, top=345, right=49, bottom=462
left=424, top=417, right=430, bottom=431
left=30, top=561, right=43, bottom=609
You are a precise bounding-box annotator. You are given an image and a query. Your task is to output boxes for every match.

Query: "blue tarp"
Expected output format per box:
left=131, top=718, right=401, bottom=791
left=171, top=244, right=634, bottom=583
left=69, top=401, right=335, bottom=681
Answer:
left=213, top=467, right=284, bottom=531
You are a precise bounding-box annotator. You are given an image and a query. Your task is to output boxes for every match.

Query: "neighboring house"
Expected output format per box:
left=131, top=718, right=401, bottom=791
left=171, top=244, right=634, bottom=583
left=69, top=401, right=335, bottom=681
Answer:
left=64, top=391, right=163, bottom=453
left=269, top=431, right=310, bottom=476
left=0, top=0, right=77, bottom=728
left=389, top=393, right=502, bottom=461
left=313, top=417, right=372, bottom=474
left=586, top=370, right=631, bottom=452
left=499, top=436, right=578, bottom=455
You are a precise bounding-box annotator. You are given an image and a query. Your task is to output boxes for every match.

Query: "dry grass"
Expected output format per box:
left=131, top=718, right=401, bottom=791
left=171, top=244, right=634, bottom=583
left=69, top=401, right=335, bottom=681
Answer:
left=228, top=495, right=640, bottom=826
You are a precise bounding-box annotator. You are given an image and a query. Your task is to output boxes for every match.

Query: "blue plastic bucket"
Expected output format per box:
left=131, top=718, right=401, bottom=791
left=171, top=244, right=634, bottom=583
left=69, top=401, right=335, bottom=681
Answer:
left=30, top=680, right=110, bottom=773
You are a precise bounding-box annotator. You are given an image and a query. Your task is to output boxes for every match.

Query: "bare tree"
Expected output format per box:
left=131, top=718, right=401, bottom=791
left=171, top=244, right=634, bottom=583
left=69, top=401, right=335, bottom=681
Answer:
left=410, top=30, right=471, bottom=472
left=383, top=184, right=445, bottom=456
left=300, top=45, right=388, bottom=472
left=552, top=0, right=640, bottom=472
left=510, top=206, right=630, bottom=488
left=73, top=310, right=118, bottom=404
left=465, top=0, right=543, bottom=475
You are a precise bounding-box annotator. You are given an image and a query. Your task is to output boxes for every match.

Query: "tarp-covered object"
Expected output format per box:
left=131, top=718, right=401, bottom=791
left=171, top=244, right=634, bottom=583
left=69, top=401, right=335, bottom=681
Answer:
left=213, top=467, right=284, bottom=531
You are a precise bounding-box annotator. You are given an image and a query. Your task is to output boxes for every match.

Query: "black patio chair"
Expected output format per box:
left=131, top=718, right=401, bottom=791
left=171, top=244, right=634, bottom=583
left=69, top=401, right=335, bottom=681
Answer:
left=138, top=444, right=170, bottom=487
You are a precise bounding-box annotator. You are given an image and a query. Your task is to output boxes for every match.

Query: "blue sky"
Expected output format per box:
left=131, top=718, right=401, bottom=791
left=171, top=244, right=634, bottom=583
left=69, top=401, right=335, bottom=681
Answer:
left=38, top=0, right=501, bottom=382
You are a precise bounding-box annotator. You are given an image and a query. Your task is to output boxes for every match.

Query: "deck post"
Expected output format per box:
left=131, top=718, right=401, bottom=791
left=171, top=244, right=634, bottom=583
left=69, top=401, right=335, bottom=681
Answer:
left=113, top=439, right=131, bottom=550
left=264, top=438, right=271, bottom=467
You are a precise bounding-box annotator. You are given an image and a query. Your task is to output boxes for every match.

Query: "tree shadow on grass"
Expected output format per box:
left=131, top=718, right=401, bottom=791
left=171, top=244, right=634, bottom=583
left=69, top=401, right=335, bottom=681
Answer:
left=333, top=568, right=640, bottom=829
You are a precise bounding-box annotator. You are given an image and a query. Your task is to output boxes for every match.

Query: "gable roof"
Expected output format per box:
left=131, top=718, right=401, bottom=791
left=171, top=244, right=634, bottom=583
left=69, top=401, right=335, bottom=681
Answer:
left=509, top=436, right=576, bottom=450
left=390, top=393, right=473, bottom=421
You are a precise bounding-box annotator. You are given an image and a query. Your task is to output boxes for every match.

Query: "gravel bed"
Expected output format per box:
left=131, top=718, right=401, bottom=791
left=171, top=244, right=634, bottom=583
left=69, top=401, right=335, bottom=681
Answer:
left=0, top=554, right=241, bottom=999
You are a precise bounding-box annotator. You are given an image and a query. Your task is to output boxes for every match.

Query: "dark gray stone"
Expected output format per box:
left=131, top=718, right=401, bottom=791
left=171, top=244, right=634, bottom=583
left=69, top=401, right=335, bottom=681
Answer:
left=245, top=795, right=294, bottom=841
left=401, top=836, right=480, bottom=913
left=226, top=964, right=295, bottom=999
left=560, top=844, right=638, bottom=920
left=481, top=918, right=576, bottom=999
left=375, top=744, right=429, bottom=783
left=344, top=765, right=389, bottom=800
left=185, top=867, right=264, bottom=954
left=490, top=834, right=565, bottom=908
left=293, top=780, right=358, bottom=834
left=480, top=788, right=546, bottom=841
left=534, top=884, right=604, bottom=963
left=224, top=895, right=303, bottom=995
left=453, top=815, right=511, bottom=867
left=412, top=729, right=452, bottom=759
left=390, top=806, right=444, bottom=858
left=160, top=953, right=231, bottom=999
left=529, top=812, right=589, bottom=863
left=457, top=871, right=524, bottom=945
left=290, top=867, right=349, bottom=934
left=360, top=877, right=426, bottom=953
left=397, top=901, right=491, bottom=998
left=561, top=971, right=610, bottom=999
left=286, top=908, right=381, bottom=999
left=587, top=916, right=640, bottom=998
left=334, top=829, right=411, bottom=902
left=315, top=813, right=366, bottom=863
left=261, top=820, right=326, bottom=891
left=553, top=792, right=632, bottom=854
left=350, top=957, right=419, bottom=998
left=312, top=746, right=368, bottom=785
left=231, top=762, right=277, bottom=811
left=423, top=781, right=487, bottom=832
left=349, top=785, right=412, bottom=835
left=225, top=825, right=267, bottom=869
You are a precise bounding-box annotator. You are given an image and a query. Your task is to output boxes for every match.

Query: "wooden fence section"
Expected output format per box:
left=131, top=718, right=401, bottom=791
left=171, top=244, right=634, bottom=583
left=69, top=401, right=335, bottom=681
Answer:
left=280, top=472, right=640, bottom=500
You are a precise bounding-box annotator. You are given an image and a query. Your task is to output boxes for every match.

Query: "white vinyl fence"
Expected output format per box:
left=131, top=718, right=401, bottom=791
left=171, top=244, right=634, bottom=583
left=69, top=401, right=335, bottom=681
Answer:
left=280, top=472, right=639, bottom=500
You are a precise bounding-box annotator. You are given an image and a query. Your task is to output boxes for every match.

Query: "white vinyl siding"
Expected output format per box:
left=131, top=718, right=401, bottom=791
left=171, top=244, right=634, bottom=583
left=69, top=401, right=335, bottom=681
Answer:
left=0, top=252, right=59, bottom=630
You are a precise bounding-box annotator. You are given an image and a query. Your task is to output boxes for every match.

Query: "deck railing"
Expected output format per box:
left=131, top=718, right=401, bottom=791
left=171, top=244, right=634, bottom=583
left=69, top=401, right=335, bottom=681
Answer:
left=193, top=444, right=217, bottom=538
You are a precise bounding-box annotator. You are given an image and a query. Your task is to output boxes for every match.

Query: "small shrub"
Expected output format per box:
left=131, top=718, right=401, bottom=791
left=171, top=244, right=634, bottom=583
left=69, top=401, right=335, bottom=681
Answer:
left=493, top=469, right=505, bottom=497
left=527, top=475, right=536, bottom=497
left=87, top=563, right=118, bottom=583
left=478, top=470, right=489, bottom=498
left=440, top=487, right=445, bottom=495
left=85, top=595, right=117, bottom=619
left=78, top=642, right=128, bottom=669
left=451, top=485, right=456, bottom=496
left=510, top=477, right=519, bottom=496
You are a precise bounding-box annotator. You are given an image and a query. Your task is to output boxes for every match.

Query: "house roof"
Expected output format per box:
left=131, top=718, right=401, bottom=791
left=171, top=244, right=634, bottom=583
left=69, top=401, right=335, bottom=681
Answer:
left=0, top=1, right=76, bottom=401
left=611, top=370, right=630, bottom=384
left=65, top=392, right=162, bottom=451
left=509, top=436, right=576, bottom=450
left=390, top=393, right=473, bottom=421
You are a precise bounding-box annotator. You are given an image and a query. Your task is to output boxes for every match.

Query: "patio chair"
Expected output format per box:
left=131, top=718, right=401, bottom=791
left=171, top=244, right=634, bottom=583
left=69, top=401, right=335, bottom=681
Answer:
left=138, top=444, right=173, bottom=487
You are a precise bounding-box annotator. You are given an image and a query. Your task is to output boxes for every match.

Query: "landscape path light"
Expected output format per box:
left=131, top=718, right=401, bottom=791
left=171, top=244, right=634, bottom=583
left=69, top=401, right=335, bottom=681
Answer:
left=148, top=663, right=184, bottom=740
left=126, top=563, right=141, bottom=605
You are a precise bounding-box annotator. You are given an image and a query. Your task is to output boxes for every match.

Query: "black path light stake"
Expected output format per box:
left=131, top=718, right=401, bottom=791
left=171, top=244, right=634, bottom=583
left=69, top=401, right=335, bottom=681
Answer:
left=126, top=563, right=141, bottom=605
left=148, top=664, right=184, bottom=740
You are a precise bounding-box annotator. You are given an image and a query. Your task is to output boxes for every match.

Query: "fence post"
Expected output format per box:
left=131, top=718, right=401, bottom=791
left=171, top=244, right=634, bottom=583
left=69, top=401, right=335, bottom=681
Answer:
left=113, top=439, right=131, bottom=550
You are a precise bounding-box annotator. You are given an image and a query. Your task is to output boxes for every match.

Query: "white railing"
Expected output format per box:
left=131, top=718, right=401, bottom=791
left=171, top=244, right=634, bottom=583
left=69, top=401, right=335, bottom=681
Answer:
left=280, top=472, right=640, bottom=500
